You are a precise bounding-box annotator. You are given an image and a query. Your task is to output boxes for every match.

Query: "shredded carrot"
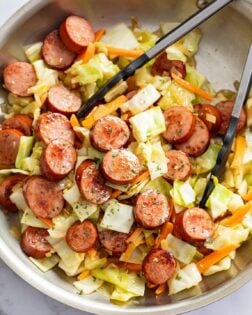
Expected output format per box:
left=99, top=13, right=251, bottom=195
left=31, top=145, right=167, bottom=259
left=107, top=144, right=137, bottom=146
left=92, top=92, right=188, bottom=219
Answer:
left=171, top=72, right=213, bottom=101
left=77, top=42, right=96, bottom=63
left=122, top=239, right=144, bottom=262
left=154, top=222, right=173, bottom=249
left=70, top=114, right=81, bottom=128
left=220, top=203, right=252, bottom=227
left=126, top=228, right=143, bottom=244
left=40, top=218, right=54, bottom=228
left=107, top=47, right=144, bottom=59
left=82, top=95, right=127, bottom=129
left=111, top=190, right=122, bottom=199
left=196, top=244, right=239, bottom=274
left=155, top=283, right=167, bottom=295
left=88, top=248, right=98, bottom=258
left=118, top=262, right=142, bottom=272
left=147, top=282, right=157, bottom=289
left=95, top=28, right=106, bottom=42
left=77, top=269, right=90, bottom=281
left=243, top=191, right=252, bottom=201
left=231, top=136, right=247, bottom=169
left=131, top=170, right=150, bottom=185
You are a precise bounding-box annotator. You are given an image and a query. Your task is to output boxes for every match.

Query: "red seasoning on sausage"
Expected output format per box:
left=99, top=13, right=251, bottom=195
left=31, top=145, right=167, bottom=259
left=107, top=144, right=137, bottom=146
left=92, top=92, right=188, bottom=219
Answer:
left=163, top=150, right=191, bottom=181
left=194, top=104, right=222, bottom=135
left=2, top=114, right=33, bottom=136
left=0, top=129, right=23, bottom=167
left=99, top=230, right=129, bottom=256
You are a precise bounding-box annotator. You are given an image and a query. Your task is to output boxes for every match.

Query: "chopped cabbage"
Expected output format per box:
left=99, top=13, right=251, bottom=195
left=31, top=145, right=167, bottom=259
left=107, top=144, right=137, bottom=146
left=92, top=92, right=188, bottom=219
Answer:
left=130, top=106, right=166, bottom=142
left=87, top=147, right=104, bottom=162
left=175, top=29, right=202, bottom=58
left=193, top=177, right=207, bottom=203
left=106, top=182, right=130, bottom=193
left=29, top=255, right=59, bottom=273
left=63, top=183, right=81, bottom=206
left=118, top=179, right=149, bottom=200
left=170, top=180, right=195, bottom=208
left=203, top=256, right=232, bottom=276
left=8, top=93, right=33, bottom=108
left=133, top=28, right=158, bottom=51
left=58, top=259, right=85, bottom=277
left=228, top=193, right=244, bottom=214
left=143, top=176, right=172, bottom=197
left=21, top=208, right=48, bottom=229
left=100, top=199, right=134, bottom=233
left=160, top=22, right=180, bottom=35
left=48, top=214, right=78, bottom=239
left=186, top=65, right=206, bottom=88
left=73, top=199, right=98, bottom=222
left=0, top=169, right=29, bottom=176
left=166, top=46, right=187, bottom=63
left=25, top=42, right=43, bottom=63
left=161, top=234, right=197, bottom=264
left=104, top=81, right=128, bottom=103
left=84, top=255, right=107, bottom=270
left=74, top=276, right=103, bottom=295
left=242, top=207, right=252, bottom=232
left=15, top=136, right=34, bottom=169
left=111, top=287, right=138, bottom=302
left=22, top=141, right=43, bottom=175
left=9, top=187, right=28, bottom=211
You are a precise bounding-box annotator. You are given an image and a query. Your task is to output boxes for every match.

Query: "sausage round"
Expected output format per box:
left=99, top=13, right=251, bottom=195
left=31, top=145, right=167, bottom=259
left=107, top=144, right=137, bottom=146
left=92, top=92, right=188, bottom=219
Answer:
left=162, top=106, right=196, bottom=144
left=99, top=229, right=128, bottom=256
left=41, top=140, right=77, bottom=181
left=60, top=15, right=95, bottom=53
left=21, top=227, right=52, bottom=259
left=23, top=176, right=64, bottom=219
left=134, top=189, right=170, bottom=229
left=66, top=220, right=98, bottom=252
left=2, top=114, right=33, bottom=136
left=34, top=113, right=75, bottom=145
left=143, top=248, right=177, bottom=285
left=174, top=118, right=210, bottom=157
left=0, top=129, right=23, bottom=167
left=0, top=174, right=26, bottom=212
left=47, top=84, right=82, bottom=115
left=174, top=207, right=215, bottom=242
left=42, top=30, right=76, bottom=70
left=76, top=159, right=112, bottom=205
left=3, top=62, right=37, bottom=97
left=151, top=52, right=186, bottom=79
left=101, top=149, right=141, bottom=184
left=194, top=104, right=222, bottom=135
left=90, top=115, right=130, bottom=152
left=163, top=150, right=191, bottom=181
left=216, top=101, right=246, bottom=135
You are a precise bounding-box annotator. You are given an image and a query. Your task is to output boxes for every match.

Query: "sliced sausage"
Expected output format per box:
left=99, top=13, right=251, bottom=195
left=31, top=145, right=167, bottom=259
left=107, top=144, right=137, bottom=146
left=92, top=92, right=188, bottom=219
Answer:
left=90, top=115, right=130, bottom=152
left=21, top=227, right=52, bottom=259
left=3, top=62, right=37, bottom=97
left=42, top=30, right=76, bottom=70
left=163, top=150, right=191, bottom=181
left=66, top=220, right=98, bottom=252
left=162, top=106, right=196, bottom=144
left=101, top=149, right=141, bottom=184
left=76, top=159, right=112, bottom=205
left=0, top=174, right=26, bottom=212
left=0, top=129, right=23, bottom=167
left=151, top=52, right=186, bottom=79
left=2, top=114, right=33, bottom=136
left=47, top=84, right=82, bottom=115
left=23, top=176, right=64, bottom=219
left=143, top=249, right=177, bottom=285
left=41, top=140, right=77, bottom=181
left=194, top=104, right=222, bottom=135
left=134, top=189, right=170, bottom=229
left=34, top=113, right=75, bottom=145
left=99, top=229, right=128, bottom=256
left=174, top=207, right=215, bottom=242
left=216, top=101, right=246, bottom=135
left=60, top=15, right=95, bottom=53
left=174, top=118, right=210, bottom=157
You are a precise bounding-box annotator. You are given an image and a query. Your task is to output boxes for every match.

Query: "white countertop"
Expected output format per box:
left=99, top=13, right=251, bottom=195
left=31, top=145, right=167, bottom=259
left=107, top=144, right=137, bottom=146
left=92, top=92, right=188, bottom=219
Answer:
left=0, top=1, right=251, bottom=315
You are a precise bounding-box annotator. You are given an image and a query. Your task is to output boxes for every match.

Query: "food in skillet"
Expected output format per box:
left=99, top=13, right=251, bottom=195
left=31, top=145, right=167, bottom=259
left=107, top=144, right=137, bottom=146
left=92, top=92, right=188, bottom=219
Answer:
left=0, top=15, right=252, bottom=303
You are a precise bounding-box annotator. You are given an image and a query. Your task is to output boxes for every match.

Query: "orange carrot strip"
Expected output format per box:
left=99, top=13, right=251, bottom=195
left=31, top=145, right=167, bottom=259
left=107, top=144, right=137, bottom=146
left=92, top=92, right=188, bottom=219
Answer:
left=126, top=228, right=143, bottom=244
left=147, top=282, right=157, bottom=289
left=95, top=28, right=106, bottom=42
left=119, top=262, right=142, bottom=272
left=196, top=244, right=239, bottom=274
left=88, top=248, right=97, bottom=258
left=77, top=269, right=90, bottom=280
left=70, top=114, right=81, bottom=128
left=231, top=136, right=247, bottom=169
left=220, top=203, right=252, bottom=227
left=77, top=42, right=96, bottom=63
left=154, top=222, right=174, bottom=249
left=155, top=283, right=167, bottom=295
left=171, top=72, right=213, bottom=101
left=243, top=191, right=252, bottom=201
left=107, top=47, right=144, bottom=59
left=40, top=218, right=54, bottom=228
left=111, top=190, right=122, bottom=199
left=131, top=170, right=150, bottom=185
left=122, top=238, right=145, bottom=262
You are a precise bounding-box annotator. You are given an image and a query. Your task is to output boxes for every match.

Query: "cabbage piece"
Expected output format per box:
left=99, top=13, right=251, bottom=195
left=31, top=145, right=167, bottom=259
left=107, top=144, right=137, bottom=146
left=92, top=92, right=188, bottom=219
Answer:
left=8, top=93, right=34, bottom=108
left=9, top=187, right=28, bottom=211
left=118, top=179, right=149, bottom=200
left=92, top=266, right=145, bottom=296
left=73, top=199, right=98, bottom=222
left=242, top=207, right=252, bottom=232
left=160, top=22, right=180, bottom=35
left=170, top=180, right=195, bottom=208
left=87, top=147, right=104, bottom=162
left=111, top=287, right=138, bottom=302
left=245, top=97, right=252, bottom=127
left=74, top=276, right=103, bottom=295
left=63, top=183, right=81, bottom=206
left=48, top=214, right=78, bottom=239
left=121, top=84, right=160, bottom=115
left=203, top=256, right=232, bottom=276
left=84, top=254, right=107, bottom=270
left=168, top=263, right=202, bottom=295
left=105, top=182, right=130, bottom=193
left=228, top=193, right=244, bottom=214
left=100, top=199, right=134, bottom=233
left=15, top=136, right=34, bottom=169
left=29, top=255, right=59, bottom=273
left=161, top=234, right=197, bottom=264
left=185, top=65, right=206, bottom=88
left=58, top=259, right=85, bottom=277
left=130, top=106, right=166, bottom=142
left=25, top=42, right=43, bottom=63
left=21, top=208, right=48, bottom=229
left=193, top=177, right=207, bottom=203
left=0, top=169, right=29, bottom=176
left=143, top=176, right=172, bottom=197
left=165, top=46, right=187, bottom=62
left=22, top=141, right=43, bottom=175
left=175, top=29, right=202, bottom=58
left=133, top=28, right=158, bottom=51
left=104, top=81, right=128, bottom=103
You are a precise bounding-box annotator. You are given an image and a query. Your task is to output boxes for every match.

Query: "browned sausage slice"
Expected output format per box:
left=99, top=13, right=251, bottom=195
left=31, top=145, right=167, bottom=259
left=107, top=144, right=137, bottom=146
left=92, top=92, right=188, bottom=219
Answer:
left=90, top=115, right=130, bottom=152
left=0, top=174, right=26, bottom=212
left=34, top=113, right=75, bottom=145
left=143, top=248, right=177, bottom=285
left=101, top=149, right=141, bottom=184
left=2, top=114, right=33, bottom=136
left=216, top=101, right=246, bottom=135
left=99, top=229, right=128, bottom=256
left=151, top=52, right=186, bottom=79
left=163, top=150, right=191, bottom=181
left=60, top=16, right=95, bottom=53
left=134, top=189, right=170, bottom=229
left=162, top=106, right=196, bottom=144
left=23, top=176, right=64, bottom=219
left=194, top=104, right=222, bottom=135
left=3, top=62, right=37, bottom=97
left=174, top=118, right=210, bottom=157
left=21, top=227, right=52, bottom=259
left=42, top=30, right=76, bottom=70
left=0, top=129, right=23, bottom=167
left=41, top=140, right=77, bottom=181
left=47, top=84, right=82, bottom=115
left=66, top=220, right=98, bottom=252
left=76, top=159, right=112, bottom=205
left=174, top=207, right=215, bottom=242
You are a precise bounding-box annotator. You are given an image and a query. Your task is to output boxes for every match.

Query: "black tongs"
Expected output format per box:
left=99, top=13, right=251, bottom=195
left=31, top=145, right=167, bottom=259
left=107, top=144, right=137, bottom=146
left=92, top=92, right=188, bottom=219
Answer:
left=77, top=0, right=233, bottom=119
left=200, top=44, right=252, bottom=207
